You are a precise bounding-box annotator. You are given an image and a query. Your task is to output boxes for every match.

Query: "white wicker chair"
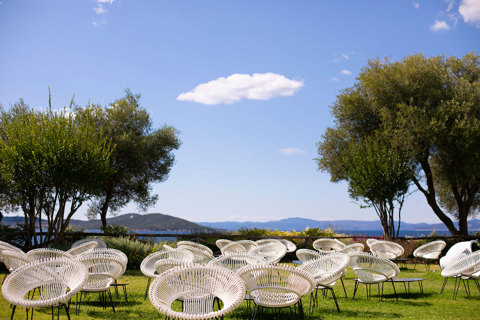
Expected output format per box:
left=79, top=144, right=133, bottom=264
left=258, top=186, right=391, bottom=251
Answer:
left=439, top=240, right=477, bottom=294
left=369, top=240, right=404, bottom=260
left=84, top=248, right=129, bottom=301
left=72, top=238, right=107, bottom=249
left=1, top=258, right=87, bottom=320
left=141, top=249, right=195, bottom=300
left=0, top=241, right=24, bottom=258
left=349, top=252, right=400, bottom=301
left=215, top=239, right=232, bottom=250
left=76, top=252, right=125, bottom=314
left=66, top=240, right=98, bottom=257
left=236, top=240, right=258, bottom=252
left=257, top=238, right=297, bottom=253
left=220, top=241, right=247, bottom=255
left=296, top=249, right=325, bottom=263
left=413, top=240, right=446, bottom=270
left=441, top=248, right=480, bottom=299
left=279, top=239, right=297, bottom=253
left=237, top=263, right=316, bottom=320
left=1, top=250, right=29, bottom=273
left=26, top=248, right=73, bottom=261
left=251, top=242, right=287, bottom=264
left=339, top=243, right=365, bottom=254
left=366, top=238, right=378, bottom=249
left=177, top=241, right=214, bottom=256
left=208, top=252, right=266, bottom=272
left=299, top=253, right=350, bottom=312
left=149, top=265, right=245, bottom=320
left=313, top=239, right=347, bottom=254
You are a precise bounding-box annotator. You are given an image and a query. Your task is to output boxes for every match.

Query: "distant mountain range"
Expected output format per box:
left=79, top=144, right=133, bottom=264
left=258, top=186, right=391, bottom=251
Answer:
left=3, top=213, right=480, bottom=234
left=1, top=213, right=213, bottom=232
left=198, top=217, right=480, bottom=232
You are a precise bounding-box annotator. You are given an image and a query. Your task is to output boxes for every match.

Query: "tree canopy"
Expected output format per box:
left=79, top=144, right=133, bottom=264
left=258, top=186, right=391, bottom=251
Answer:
left=317, top=52, right=480, bottom=236
left=77, top=90, right=181, bottom=228
left=0, top=97, right=114, bottom=247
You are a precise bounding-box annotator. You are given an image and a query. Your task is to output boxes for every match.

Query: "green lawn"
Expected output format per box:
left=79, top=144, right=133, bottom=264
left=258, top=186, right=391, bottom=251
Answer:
left=0, top=264, right=478, bottom=320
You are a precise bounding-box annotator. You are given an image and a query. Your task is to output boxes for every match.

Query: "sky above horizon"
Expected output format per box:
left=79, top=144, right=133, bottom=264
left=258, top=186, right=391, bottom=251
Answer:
left=1, top=1, right=479, bottom=225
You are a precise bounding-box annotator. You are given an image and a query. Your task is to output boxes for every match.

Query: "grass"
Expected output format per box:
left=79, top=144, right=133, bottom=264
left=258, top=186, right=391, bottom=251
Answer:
left=0, top=264, right=479, bottom=320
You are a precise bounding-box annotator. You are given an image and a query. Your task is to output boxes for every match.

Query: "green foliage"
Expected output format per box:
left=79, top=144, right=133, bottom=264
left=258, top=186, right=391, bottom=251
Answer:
left=77, top=90, right=181, bottom=227
left=101, top=224, right=131, bottom=236
left=237, top=226, right=337, bottom=238
left=102, top=236, right=165, bottom=270
left=317, top=52, right=480, bottom=236
left=0, top=96, right=115, bottom=247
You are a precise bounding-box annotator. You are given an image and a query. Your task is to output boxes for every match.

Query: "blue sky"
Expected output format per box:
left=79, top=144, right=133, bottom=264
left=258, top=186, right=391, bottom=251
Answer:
left=1, top=1, right=479, bottom=224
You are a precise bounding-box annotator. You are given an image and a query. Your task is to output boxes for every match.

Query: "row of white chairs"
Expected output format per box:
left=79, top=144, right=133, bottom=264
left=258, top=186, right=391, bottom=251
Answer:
left=0, top=239, right=127, bottom=319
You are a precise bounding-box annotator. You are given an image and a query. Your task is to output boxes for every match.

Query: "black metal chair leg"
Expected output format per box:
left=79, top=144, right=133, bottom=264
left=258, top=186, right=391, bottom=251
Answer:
left=390, top=279, right=398, bottom=301
left=330, top=288, right=340, bottom=312
left=63, top=303, right=71, bottom=320
left=340, top=277, right=348, bottom=298
left=441, top=277, right=448, bottom=293
left=108, top=289, right=116, bottom=313
left=352, top=280, right=359, bottom=299
left=144, top=277, right=151, bottom=301
left=10, top=305, right=16, bottom=320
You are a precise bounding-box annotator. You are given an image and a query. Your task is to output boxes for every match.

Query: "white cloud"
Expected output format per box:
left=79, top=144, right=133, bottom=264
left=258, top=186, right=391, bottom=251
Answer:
left=333, top=52, right=352, bottom=63
left=279, top=148, right=305, bottom=156
left=459, top=0, right=480, bottom=27
left=93, top=4, right=106, bottom=14
left=444, top=0, right=456, bottom=12
left=430, top=20, right=451, bottom=31
left=413, top=2, right=420, bottom=9
left=340, top=69, right=352, bottom=75
left=92, top=19, right=107, bottom=27
left=97, top=0, right=115, bottom=4
left=330, top=77, right=340, bottom=82
left=177, top=73, right=304, bottom=105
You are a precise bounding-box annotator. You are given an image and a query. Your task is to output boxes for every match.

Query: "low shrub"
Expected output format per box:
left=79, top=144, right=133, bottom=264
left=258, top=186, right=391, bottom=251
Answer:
left=102, top=236, right=165, bottom=270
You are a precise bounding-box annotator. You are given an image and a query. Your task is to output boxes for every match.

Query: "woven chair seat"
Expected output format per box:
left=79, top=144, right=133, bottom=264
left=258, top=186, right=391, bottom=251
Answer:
left=149, top=265, right=245, bottom=320
left=1, top=258, right=87, bottom=308
left=313, top=239, right=347, bottom=254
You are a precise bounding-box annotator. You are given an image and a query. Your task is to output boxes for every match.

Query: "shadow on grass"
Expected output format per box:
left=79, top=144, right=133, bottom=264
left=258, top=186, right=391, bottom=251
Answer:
left=307, top=309, right=403, bottom=319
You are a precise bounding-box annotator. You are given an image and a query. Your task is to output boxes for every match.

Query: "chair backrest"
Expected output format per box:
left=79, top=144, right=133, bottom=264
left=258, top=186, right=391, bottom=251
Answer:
left=278, top=239, right=297, bottom=253
left=296, top=249, right=325, bottom=263
left=251, top=242, right=287, bottom=264
left=236, top=240, right=258, bottom=252
left=366, top=238, right=378, bottom=249
left=370, top=240, right=404, bottom=260
left=237, top=263, right=316, bottom=305
left=149, top=265, right=245, bottom=319
left=439, top=240, right=476, bottom=269
left=0, top=241, right=24, bottom=258
left=66, top=240, right=98, bottom=257
left=441, top=250, right=480, bottom=278
left=299, top=253, right=350, bottom=287
left=141, top=249, right=195, bottom=278
left=177, top=241, right=214, bottom=256
left=413, top=240, right=446, bottom=259
left=349, top=252, right=400, bottom=283
left=154, top=259, right=192, bottom=275
left=208, top=252, right=266, bottom=272
left=1, top=250, right=29, bottom=272
left=78, top=248, right=128, bottom=279
left=339, top=243, right=365, bottom=254
left=26, top=248, right=73, bottom=261
left=1, top=258, right=87, bottom=308
left=313, top=238, right=347, bottom=253
left=220, top=241, right=247, bottom=255
left=71, top=238, right=107, bottom=249
left=77, top=252, right=124, bottom=290
left=215, top=239, right=232, bottom=250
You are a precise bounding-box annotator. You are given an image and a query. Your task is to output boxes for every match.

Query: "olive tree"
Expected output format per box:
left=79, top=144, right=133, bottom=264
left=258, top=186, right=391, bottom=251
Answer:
left=76, top=90, right=181, bottom=228
left=317, top=52, right=480, bottom=236
left=0, top=97, right=114, bottom=248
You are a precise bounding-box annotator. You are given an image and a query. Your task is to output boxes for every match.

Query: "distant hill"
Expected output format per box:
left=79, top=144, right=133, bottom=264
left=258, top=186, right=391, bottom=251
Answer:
left=1, top=213, right=214, bottom=232
left=198, top=217, right=480, bottom=233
